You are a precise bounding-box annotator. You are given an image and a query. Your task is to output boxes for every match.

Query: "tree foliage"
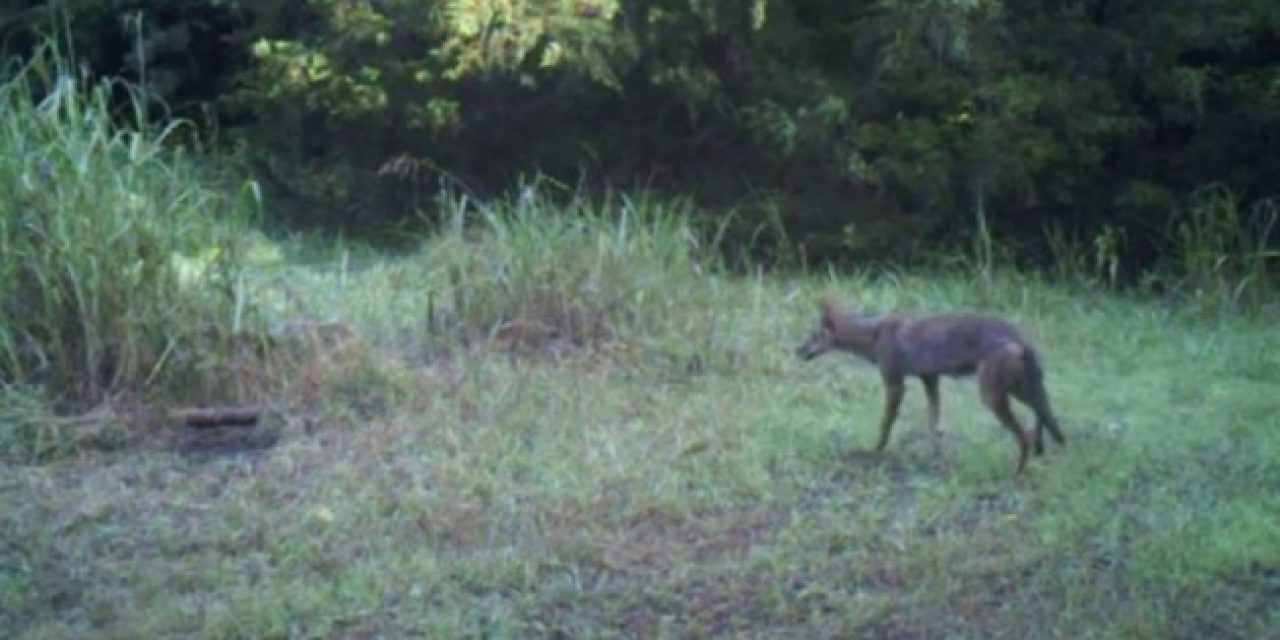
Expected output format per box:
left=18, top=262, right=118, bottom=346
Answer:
left=3, top=0, right=1278, bottom=271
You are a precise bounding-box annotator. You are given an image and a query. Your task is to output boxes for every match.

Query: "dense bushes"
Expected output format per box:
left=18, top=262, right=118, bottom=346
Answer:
left=3, top=1, right=1277, bottom=271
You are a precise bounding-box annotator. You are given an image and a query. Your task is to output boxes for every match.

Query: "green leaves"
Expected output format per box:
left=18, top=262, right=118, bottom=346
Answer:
left=25, top=0, right=1269, bottom=274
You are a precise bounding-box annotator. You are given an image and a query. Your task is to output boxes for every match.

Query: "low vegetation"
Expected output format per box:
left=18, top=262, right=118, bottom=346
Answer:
left=5, top=185, right=1280, bottom=636
left=0, top=43, right=259, bottom=427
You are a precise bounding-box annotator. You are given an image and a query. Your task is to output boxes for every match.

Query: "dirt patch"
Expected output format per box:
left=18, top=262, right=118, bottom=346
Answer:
left=596, top=504, right=784, bottom=572
left=175, top=423, right=280, bottom=462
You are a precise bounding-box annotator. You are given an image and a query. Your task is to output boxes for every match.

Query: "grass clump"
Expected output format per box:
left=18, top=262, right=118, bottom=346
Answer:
left=426, top=182, right=714, bottom=351
left=243, top=182, right=717, bottom=363
left=0, top=384, right=60, bottom=463
left=0, top=43, right=259, bottom=418
left=1162, top=183, right=1278, bottom=311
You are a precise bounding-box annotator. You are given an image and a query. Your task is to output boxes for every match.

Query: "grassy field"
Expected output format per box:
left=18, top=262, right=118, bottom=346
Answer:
left=3, top=211, right=1279, bottom=638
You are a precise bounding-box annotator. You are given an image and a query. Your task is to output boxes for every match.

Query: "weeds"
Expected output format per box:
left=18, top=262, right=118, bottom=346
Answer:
left=1164, top=183, right=1278, bottom=311
left=426, top=181, right=713, bottom=351
left=0, top=384, right=58, bottom=463
left=0, top=43, right=259, bottom=419
left=239, top=180, right=717, bottom=366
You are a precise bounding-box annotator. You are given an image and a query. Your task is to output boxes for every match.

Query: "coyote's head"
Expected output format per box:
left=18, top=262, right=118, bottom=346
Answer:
left=796, top=296, right=843, bottom=360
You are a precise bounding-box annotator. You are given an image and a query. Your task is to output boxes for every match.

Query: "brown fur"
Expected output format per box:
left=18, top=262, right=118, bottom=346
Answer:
left=797, top=296, right=1065, bottom=474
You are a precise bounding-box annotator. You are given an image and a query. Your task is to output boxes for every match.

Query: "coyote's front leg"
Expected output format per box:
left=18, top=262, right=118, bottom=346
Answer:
left=921, top=374, right=942, bottom=436
left=874, top=374, right=905, bottom=451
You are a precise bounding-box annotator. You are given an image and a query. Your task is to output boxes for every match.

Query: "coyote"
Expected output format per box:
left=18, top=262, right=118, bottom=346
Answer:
left=797, top=296, right=1065, bottom=473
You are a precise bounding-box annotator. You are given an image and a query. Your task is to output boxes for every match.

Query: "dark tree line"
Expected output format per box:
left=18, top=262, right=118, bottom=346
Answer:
left=4, top=0, right=1278, bottom=275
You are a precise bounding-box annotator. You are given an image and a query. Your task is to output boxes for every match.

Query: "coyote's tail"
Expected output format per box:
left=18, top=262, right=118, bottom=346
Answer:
left=1024, top=347, right=1066, bottom=444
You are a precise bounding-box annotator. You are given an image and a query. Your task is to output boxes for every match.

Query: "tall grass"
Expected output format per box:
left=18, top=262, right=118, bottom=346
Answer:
left=426, top=182, right=714, bottom=350
left=246, top=180, right=718, bottom=359
left=1164, top=183, right=1278, bottom=310
left=993, top=183, right=1277, bottom=314
left=0, top=42, right=258, bottom=413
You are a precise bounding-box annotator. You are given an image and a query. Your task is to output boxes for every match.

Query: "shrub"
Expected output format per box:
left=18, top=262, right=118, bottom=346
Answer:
left=0, top=41, right=259, bottom=409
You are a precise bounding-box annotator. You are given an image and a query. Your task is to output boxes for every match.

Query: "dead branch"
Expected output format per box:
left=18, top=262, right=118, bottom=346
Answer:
left=170, top=406, right=262, bottom=428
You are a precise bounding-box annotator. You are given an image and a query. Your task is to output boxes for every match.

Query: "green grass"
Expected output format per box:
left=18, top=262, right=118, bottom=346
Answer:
left=3, top=188, right=1278, bottom=638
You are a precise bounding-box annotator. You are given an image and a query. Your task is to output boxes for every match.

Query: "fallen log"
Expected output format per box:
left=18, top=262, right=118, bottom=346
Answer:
left=171, top=406, right=262, bottom=428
